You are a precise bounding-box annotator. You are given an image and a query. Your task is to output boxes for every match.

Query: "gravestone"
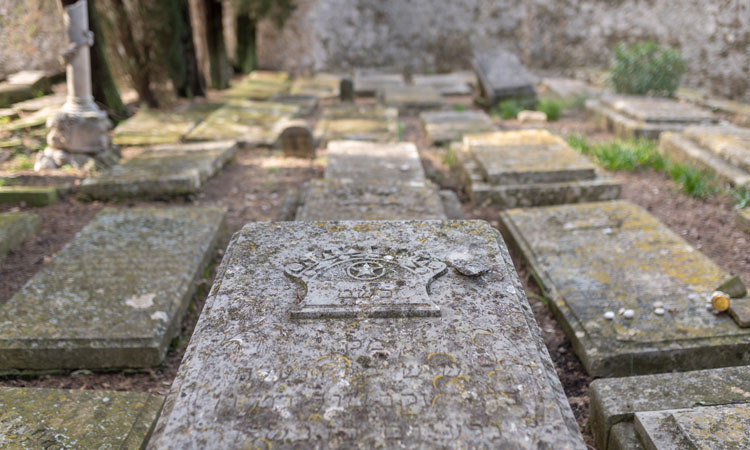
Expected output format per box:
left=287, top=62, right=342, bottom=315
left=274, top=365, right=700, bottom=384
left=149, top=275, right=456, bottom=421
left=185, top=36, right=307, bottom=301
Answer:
left=0, top=387, right=162, bottom=448
left=269, top=93, right=319, bottom=116
left=0, top=212, right=39, bottom=258
left=79, top=141, right=237, bottom=200
left=353, top=69, right=407, bottom=96
left=589, top=365, right=750, bottom=450
left=113, top=104, right=220, bottom=146
left=413, top=72, right=475, bottom=96
left=0, top=207, right=224, bottom=372
left=279, top=120, right=314, bottom=159
left=12, top=92, right=66, bottom=113
left=540, top=77, right=600, bottom=100
left=314, top=105, right=399, bottom=144
left=340, top=78, right=354, bottom=102
left=500, top=201, right=750, bottom=377
left=0, top=186, right=58, bottom=206
left=221, top=71, right=289, bottom=101
left=2, top=106, right=58, bottom=132
left=420, top=110, right=495, bottom=145
left=380, top=86, right=444, bottom=114
left=325, top=140, right=425, bottom=182
left=659, top=125, right=750, bottom=187
left=185, top=101, right=299, bottom=146
left=739, top=208, right=750, bottom=234
left=678, top=88, right=750, bottom=127
left=457, top=130, right=620, bottom=207
left=290, top=73, right=341, bottom=99
left=148, top=220, right=585, bottom=449
left=473, top=50, right=537, bottom=106
left=0, top=71, right=52, bottom=108
left=586, top=95, right=719, bottom=139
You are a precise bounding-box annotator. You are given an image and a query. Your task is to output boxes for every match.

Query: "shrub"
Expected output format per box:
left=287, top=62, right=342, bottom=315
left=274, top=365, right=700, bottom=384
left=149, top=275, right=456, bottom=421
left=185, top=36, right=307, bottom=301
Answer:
left=536, top=99, right=562, bottom=121
left=608, top=41, right=686, bottom=97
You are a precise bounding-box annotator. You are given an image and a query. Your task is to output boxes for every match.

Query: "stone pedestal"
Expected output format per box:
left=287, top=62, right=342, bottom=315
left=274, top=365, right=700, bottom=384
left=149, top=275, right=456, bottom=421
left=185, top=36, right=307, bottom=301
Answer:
left=36, top=0, right=115, bottom=171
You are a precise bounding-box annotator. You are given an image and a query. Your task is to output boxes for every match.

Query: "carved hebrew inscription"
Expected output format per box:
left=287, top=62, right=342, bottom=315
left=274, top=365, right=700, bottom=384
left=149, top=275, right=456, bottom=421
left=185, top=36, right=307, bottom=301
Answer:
left=284, top=247, right=447, bottom=319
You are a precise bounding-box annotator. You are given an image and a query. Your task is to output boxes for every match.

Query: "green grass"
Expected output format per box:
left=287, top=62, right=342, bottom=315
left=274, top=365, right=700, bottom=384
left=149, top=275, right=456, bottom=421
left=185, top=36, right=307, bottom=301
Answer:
left=492, top=100, right=523, bottom=120
left=536, top=99, right=562, bottom=121
left=397, top=122, right=405, bottom=141
left=453, top=104, right=467, bottom=112
left=667, top=163, right=717, bottom=199
left=730, top=187, right=750, bottom=209
left=441, top=145, right=458, bottom=168
left=10, top=153, right=34, bottom=171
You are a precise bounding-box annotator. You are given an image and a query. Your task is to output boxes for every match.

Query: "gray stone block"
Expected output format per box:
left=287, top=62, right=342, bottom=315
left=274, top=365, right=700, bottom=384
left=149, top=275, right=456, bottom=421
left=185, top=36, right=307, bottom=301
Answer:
left=473, top=49, right=536, bottom=105
left=0, top=186, right=58, bottom=206
left=420, top=110, right=495, bottom=145
left=314, top=105, right=399, bottom=144
left=325, top=140, right=425, bottom=182
left=0, top=207, right=225, bottom=372
left=413, top=72, right=475, bottom=96
left=500, top=201, right=750, bottom=377
left=185, top=101, right=299, bottom=146
left=148, top=220, right=585, bottom=449
left=380, top=85, right=444, bottom=113
left=353, top=69, right=406, bottom=96
left=439, top=189, right=464, bottom=219
left=0, top=212, right=39, bottom=257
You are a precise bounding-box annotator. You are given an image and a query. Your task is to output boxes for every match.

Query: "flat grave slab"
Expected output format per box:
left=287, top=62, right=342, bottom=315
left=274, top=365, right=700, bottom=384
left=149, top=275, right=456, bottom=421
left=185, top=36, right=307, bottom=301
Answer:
left=660, top=125, right=750, bottom=187
left=185, top=101, right=298, bottom=146
left=457, top=130, right=620, bottom=207
left=314, top=104, right=399, bottom=143
left=0, top=186, right=58, bottom=206
left=678, top=88, right=750, bottom=127
left=586, top=95, right=719, bottom=139
left=0, top=71, right=52, bottom=108
left=220, top=71, right=289, bottom=101
left=113, top=105, right=220, bottom=146
left=79, top=141, right=236, bottom=200
left=540, top=77, right=601, bottom=100
left=589, top=365, right=750, bottom=450
left=420, top=110, right=495, bottom=145
left=0, top=387, right=162, bottom=448
left=413, top=72, right=475, bottom=96
left=290, top=73, right=341, bottom=99
left=1, top=106, right=58, bottom=132
left=295, top=179, right=446, bottom=220
left=325, top=140, right=425, bottom=182
left=380, top=85, right=444, bottom=113
left=269, top=93, right=319, bottom=116
left=0, top=207, right=224, bottom=372
left=473, top=49, right=536, bottom=105
left=148, top=220, right=585, bottom=449
left=739, top=208, right=750, bottom=234
left=354, top=69, right=407, bottom=96
left=11, top=92, right=66, bottom=113
left=0, top=212, right=39, bottom=258
left=500, top=201, right=750, bottom=377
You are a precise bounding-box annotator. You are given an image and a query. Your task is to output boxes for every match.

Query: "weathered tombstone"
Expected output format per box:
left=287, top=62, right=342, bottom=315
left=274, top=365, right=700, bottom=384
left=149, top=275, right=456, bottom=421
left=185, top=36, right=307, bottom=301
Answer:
left=420, top=110, right=495, bottom=145
left=79, top=141, right=237, bottom=200
left=473, top=49, right=537, bottom=106
left=540, top=77, right=600, bottom=100
left=270, top=93, right=319, bottom=116
left=11, top=92, right=67, bottom=113
left=353, top=69, right=407, bottom=97
left=0, top=71, right=52, bottom=108
left=278, top=120, right=315, bottom=159
left=0, top=212, right=39, bottom=258
left=0, top=207, right=224, bottom=372
left=586, top=95, right=719, bottom=139
left=380, top=86, right=444, bottom=114
left=457, top=130, right=620, bottom=207
left=413, top=72, right=475, bottom=96
left=739, top=208, right=750, bottom=234
left=0, top=186, right=58, bottom=206
left=500, top=201, right=750, bottom=377
left=147, top=220, right=585, bottom=449
left=339, top=78, right=354, bottom=102
left=589, top=365, right=750, bottom=450
left=113, top=104, right=220, bottom=147
left=290, top=73, right=342, bottom=100
left=678, top=88, right=750, bottom=127
left=38, top=0, right=115, bottom=171
left=659, top=124, right=750, bottom=187
left=185, top=101, right=299, bottom=146
left=220, top=71, right=289, bottom=101
left=0, top=387, right=162, bottom=448
left=325, top=140, right=425, bottom=182
left=314, top=105, right=399, bottom=144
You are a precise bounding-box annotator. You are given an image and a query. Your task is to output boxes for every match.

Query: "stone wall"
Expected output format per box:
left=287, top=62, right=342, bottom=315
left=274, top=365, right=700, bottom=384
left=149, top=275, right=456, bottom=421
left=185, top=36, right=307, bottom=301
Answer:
left=0, top=0, right=65, bottom=79
left=257, top=0, right=750, bottom=101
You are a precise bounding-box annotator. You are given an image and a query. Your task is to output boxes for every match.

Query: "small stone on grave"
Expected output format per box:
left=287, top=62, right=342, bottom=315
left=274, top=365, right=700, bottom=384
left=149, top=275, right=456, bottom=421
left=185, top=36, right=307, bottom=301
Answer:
left=278, top=120, right=314, bottom=159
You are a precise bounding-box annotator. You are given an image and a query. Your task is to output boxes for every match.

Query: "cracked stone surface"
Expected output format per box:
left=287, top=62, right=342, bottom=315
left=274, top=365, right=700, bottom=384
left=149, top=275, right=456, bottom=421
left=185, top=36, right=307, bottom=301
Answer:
left=148, top=220, right=585, bottom=449
left=0, top=207, right=224, bottom=372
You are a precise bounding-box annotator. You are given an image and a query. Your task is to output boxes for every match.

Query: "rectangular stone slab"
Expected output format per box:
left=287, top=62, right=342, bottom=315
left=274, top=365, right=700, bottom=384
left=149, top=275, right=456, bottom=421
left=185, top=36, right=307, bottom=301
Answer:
left=314, top=105, right=399, bottom=143
left=420, top=110, right=496, bottom=145
left=220, top=72, right=289, bottom=101
left=0, top=212, right=39, bottom=257
left=0, top=387, right=163, bottom=448
left=500, top=201, right=750, bottom=377
left=0, top=186, right=58, bottom=206
left=413, top=72, right=475, bottom=96
left=113, top=107, right=217, bottom=146
left=353, top=69, right=406, bottom=96
left=541, top=77, right=600, bottom=100
left=683, top=125, right=750, bottom=172
left=148, top=220, right=585, bottom=449
left=473, top=49, right=537, bottom=105
left=325, top=140, right=425, bottom=182
left=185, top=101, right=298, bottom=145
left=0, top=207, right=224, bottom=372
left=290, top=73, right=341, bottom=99
left=295, top=179, right=446, bottom=220
left=380, top=86, right=444, bottom=113
left=11, top=92, right=66, bottom=113
left=589, top=365, right=750, bottom=450
left=635, top=404, right=750, bottom=450
left=79, top=141, right=236, bottom=200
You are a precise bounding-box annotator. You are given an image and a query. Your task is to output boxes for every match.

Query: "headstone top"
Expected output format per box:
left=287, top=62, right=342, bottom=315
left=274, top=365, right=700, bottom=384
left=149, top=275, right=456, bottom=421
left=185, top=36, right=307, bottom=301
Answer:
left=149, top=220, right=585, bottom=449
left=473, top=49, right=537, bottom=104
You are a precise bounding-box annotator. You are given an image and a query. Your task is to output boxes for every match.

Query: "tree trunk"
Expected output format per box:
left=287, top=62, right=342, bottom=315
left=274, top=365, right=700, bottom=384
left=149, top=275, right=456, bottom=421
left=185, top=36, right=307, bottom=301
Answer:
left=179, top=0, right=205, bottom=97
left=187, top=0, right=211, bottom=88
left=87, top=0, right=128, bottom=120
left=205, top=0, right=230, bottom=89
left=235, top=12, right=257, bottom=74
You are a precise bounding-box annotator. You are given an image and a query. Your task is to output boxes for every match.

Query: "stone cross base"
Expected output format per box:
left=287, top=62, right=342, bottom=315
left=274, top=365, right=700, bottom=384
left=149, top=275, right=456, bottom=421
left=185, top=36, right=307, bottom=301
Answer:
left=36, top=109, right=118, bottom=171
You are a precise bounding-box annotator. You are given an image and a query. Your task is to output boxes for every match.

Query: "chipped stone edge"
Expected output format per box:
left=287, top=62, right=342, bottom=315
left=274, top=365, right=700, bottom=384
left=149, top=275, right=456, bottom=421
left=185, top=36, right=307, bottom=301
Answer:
left=659, top=132, right=750, bottom=188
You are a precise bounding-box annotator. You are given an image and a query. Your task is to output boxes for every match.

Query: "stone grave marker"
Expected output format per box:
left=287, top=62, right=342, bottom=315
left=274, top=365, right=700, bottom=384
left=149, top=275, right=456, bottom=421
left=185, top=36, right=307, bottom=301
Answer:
left=340, top=78, right=354, bottom=102
left=413, top=72, right=475, bottom=96
left=325, top=140, right=425, bottom=182
left=586, top=95, right=719, bottom=139
left=147, top=220, right=585, bottom=449
left=540, top=77, right=601, bottom=100
left=270, top=93, right=319, bottom=116
left=0, top=207, right=224, bottom=372
left=380, top=85, right=444, bottom=113
left=678, top=88, right=750, bottom=127
left=500, top=201, right=750, bottom=377
left=278, top=120, right=315, bottom=159
left=0, top=212, right=39, bottom=258
left=0, top=186, right=58, bottom=206
left=473, top=50, right=536, bottom=106
left=353, top=69, right=407, bottom=96
left=79, top=141, right=237, bottom=200
left=589, top=365, right=750, bottom=450
left=290, top=73, right=341, bottom=99
left=0, top=387, right=163, bottom=448
left=113, top=106, right=218, bottom=147
left=220, top=71, right=289, bottom=101
left=738, top=208, right=750, bottom=234
left=659, top=124, right=750, bottom=187
left=185, top=101, right=299, bottom=146
left=11, top=92, right=67, bottom=113
left=314, top=104, right=399, bottom=144
left=420, top=110, right=495, bottom=145
left=0, top=71, right=52, bottom=107
left=457, top=130, right=620, bottom=207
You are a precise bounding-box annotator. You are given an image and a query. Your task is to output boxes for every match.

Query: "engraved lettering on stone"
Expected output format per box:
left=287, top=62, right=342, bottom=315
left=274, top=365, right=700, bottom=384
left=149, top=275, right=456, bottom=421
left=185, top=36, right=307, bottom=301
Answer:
left=284, top=247, right=447, bottom=319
